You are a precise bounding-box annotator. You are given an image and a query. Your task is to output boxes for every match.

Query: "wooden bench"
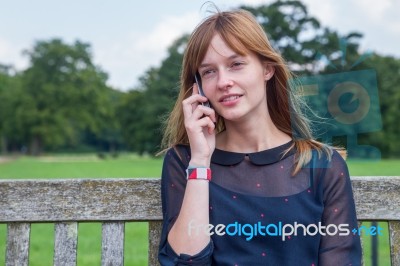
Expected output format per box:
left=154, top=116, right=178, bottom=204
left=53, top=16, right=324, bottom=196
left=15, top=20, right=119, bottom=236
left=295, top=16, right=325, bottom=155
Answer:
left=1, top=176, right=399, bottom=266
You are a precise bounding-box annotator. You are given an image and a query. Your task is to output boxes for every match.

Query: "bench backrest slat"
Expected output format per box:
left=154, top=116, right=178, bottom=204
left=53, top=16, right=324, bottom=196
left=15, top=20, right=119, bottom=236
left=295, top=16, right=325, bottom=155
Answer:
left=54, top=222, right=78, bottom=266
left=1, top=177, right=400, bottom=222
left=0, top=178, right=161, bottom=222
left=389, top=221, right=400, bottom=265
left=351, top=176, right=400, bottom=220
left=6, top=223, right=30, bottom=266
left=101, top=222, right=125, bottom=266
left=149, top=221, right=163, bottom=266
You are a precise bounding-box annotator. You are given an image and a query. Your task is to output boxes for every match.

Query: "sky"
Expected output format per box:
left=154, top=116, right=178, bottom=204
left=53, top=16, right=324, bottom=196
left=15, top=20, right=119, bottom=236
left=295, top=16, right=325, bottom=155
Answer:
left=1, top=0, right=399, bottom=91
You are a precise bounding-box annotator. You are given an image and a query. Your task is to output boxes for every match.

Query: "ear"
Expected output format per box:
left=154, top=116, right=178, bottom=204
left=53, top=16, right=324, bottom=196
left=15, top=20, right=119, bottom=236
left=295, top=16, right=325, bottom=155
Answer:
left=263, top=63, right=275, bottom=81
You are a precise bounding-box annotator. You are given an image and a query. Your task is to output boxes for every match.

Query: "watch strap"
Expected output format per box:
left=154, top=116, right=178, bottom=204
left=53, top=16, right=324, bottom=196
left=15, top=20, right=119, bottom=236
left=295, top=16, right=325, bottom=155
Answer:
left=186, top=167, right=211, bottom=181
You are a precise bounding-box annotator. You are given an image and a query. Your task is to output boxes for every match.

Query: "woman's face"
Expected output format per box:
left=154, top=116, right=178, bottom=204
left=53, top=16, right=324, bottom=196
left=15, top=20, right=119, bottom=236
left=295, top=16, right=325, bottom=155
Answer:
left=198, top=33, right=274, bottom=123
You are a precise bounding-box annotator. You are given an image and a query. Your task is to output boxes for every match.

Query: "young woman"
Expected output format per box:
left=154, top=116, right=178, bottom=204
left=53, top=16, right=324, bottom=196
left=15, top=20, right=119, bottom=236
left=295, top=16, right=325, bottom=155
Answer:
left=158, top=8, right=361, bottom=266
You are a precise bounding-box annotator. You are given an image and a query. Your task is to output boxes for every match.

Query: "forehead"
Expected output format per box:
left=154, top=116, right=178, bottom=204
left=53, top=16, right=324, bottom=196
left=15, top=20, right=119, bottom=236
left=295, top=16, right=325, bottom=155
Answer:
left=201, top=34, right=247, bottom=63
left=206, top=34, right=235, bottom=58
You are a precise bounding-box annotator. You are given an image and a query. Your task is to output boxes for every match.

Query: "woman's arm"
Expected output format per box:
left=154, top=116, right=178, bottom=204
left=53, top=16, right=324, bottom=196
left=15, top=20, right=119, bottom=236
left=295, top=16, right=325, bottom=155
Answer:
left=168, top=84, right=216, bottom=255
left=158, top=146, right=213, bottom=265
left=318, top=150, right=362, bottom=266
left=159, top=83, right=216, bottom=265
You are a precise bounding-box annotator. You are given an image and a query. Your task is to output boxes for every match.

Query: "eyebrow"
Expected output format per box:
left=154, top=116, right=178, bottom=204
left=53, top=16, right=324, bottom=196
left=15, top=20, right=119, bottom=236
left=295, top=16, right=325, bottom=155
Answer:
left=199, top=54, right=242, bottom=69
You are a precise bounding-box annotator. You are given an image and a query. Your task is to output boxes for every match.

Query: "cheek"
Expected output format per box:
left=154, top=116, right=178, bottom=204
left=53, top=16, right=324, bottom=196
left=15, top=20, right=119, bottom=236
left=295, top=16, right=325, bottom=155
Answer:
left=203, top=87, right=214, bottom=100
left=202, top=82, right=217, bottom=98
left=247, top=77, right=267, bottom=96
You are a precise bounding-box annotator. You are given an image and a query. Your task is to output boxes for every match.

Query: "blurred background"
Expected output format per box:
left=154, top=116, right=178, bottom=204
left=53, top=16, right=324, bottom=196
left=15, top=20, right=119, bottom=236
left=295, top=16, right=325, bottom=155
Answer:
left=0, top=0, right=399, bottom=157
left=0, top=1, right=399, bottom=265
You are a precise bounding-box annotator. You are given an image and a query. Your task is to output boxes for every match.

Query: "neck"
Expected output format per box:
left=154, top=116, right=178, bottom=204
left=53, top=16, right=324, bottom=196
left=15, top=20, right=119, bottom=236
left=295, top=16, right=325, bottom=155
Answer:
left=217, top=114, right=291, bottom=153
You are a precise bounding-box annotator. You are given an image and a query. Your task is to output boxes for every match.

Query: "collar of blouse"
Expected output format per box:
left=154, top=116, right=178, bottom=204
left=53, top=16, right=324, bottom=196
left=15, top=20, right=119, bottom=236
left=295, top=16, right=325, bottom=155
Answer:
left=211, top=140, right=295, bottom=166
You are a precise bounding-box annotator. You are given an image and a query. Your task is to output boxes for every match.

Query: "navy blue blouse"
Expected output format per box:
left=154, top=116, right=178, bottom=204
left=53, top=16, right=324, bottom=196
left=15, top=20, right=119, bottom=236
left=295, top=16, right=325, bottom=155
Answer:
left=158, top=141, right=362, bottom=265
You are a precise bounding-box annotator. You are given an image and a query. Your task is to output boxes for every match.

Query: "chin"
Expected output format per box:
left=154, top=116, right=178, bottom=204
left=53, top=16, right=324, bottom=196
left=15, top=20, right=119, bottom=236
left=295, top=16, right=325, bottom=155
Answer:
left=219, top=110, right=246, bottom=122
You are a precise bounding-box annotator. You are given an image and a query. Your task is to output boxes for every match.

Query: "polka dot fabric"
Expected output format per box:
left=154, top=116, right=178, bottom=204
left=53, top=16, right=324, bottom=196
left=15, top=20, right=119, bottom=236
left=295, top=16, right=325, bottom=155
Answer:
left=158, top=142, right=362, bottom=265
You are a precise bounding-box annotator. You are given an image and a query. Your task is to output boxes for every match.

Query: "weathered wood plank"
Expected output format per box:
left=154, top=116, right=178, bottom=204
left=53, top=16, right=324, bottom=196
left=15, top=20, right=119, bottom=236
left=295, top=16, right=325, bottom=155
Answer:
left=0, top=177, right=399, bottom=265
left=351, top=176, right=400, bottom=220
left=0, top=178, right=162, bottom=222
left=6, top=223, right=30, bottom=266
left=101, top=222, right=124, bottom=266
left=54, top=222, right=78, bottom=266
left=357, top=221, right=364, bottom=266
left=389, top=221, right=400, bottom=266
left=149, top=221, right=162, bottom=266
left=1, top=177, right=399, bottom=222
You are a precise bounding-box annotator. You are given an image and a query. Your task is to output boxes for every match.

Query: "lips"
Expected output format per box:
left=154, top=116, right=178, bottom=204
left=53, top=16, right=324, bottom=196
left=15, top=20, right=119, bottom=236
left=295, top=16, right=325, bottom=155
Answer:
left=219, top=94, right=243, bottom=103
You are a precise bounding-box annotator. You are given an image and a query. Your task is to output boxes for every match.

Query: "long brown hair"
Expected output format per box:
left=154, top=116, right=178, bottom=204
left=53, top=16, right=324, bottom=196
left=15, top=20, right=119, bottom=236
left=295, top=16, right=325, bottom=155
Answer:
left=161, top=9, right=334, bottom=173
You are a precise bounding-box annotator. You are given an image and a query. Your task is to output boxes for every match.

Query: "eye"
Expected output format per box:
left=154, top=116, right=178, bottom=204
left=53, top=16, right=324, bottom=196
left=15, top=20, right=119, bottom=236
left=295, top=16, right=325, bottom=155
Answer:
left=230, top=61, right=245, bottom=70
left=201, top=69, right=215, bottom=78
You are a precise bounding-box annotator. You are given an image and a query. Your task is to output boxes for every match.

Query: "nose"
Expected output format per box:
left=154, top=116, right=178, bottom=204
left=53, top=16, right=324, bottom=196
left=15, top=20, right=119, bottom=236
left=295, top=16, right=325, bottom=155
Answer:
left=216, top=68, right=233, bottom=91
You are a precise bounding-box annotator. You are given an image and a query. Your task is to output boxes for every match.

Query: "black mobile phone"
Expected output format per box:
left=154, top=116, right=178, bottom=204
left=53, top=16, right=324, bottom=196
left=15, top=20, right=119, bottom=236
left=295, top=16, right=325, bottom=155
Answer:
left=195, top=72, right=211, bottom=108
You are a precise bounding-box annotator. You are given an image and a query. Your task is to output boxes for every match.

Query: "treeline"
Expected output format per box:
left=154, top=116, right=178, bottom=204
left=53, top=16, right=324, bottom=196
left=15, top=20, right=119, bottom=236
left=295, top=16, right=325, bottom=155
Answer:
left=1, top=0, right=399, bottom=157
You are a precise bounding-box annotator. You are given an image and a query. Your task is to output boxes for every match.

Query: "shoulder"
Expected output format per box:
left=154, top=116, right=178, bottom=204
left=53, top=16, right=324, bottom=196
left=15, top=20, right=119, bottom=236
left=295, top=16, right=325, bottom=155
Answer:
left=312, top=146, right=351, bottom=190
left=161, top=145, right=191, bottom=184
left=329, top=148, right=349, bottom=173
left=163, top=144, right=191, bottom=166
left=311, top=145, right=347, bottom=169
left=165, top=144, right=190, bottom=158
left=309, top=146, right=350, bottom=186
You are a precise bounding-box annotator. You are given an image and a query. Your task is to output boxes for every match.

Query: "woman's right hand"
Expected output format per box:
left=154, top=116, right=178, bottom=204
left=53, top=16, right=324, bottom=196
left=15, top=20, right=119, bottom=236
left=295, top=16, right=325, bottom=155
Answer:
left=182, top=83, right=217, bottom=167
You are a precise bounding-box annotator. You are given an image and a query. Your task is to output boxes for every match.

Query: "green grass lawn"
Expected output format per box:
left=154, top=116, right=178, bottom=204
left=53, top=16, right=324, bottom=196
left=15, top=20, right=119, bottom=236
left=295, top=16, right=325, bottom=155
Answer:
left=0, top=154, right=398, bottom=265
left=0, top=153, right=164, bottom=179
left=347, top=159, right=400, bottom=176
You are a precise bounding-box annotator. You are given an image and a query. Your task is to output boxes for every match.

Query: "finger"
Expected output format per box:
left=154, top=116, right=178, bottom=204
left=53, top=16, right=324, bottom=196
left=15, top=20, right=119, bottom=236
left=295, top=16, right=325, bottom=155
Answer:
left=192, top=83, right=199, bottom=95
left=182, top=94, right=209, bottom=118
left=197, top=116, right=216, bottom=135
left=185, top=115, right=213, bottom=134
left=191, top=105, right=217, bottom=123
left=191, top=84, right=200, bottom=112
left=191, top=84, right=208, bottom=103
left=182, top=92, right=201, bottom=115
left=197, top=116, right=216, bottom=131
left=206, top=117, right=216, bottom=135
left=208, top=108, right=217, bottom=123
left=182, top=94, right=204, bottom=118
left=182, top=97, right=196, bottom=119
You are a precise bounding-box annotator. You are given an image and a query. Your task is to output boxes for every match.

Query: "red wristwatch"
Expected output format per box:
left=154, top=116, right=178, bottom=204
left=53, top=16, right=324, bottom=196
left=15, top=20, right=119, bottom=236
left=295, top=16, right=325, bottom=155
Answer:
left=186, top=167, right=212, bottom=181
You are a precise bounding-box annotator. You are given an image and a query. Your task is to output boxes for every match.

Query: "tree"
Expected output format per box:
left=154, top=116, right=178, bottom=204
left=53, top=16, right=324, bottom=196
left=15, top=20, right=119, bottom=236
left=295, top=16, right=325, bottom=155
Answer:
left=117, top=90, right=147, bottom=153
left=118, top=36, right=188, bottom=154
left=20, top=39, right=115, bottom=155
left=241, top=1, right=363, bottom=75
left=0, top=65, right=25, bottom=154
left=94, top=88, right=124, bottom=153
left=0, top=65, right=12, bottom=154
left=356, top=55, right=400, bottom=157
